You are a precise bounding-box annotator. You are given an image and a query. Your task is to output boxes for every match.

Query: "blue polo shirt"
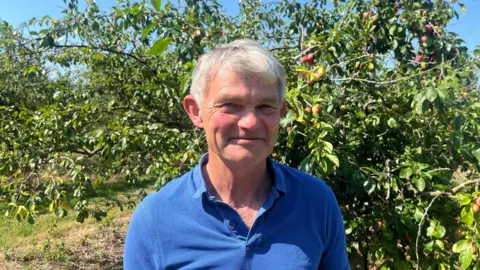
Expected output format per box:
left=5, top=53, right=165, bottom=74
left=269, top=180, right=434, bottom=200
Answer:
left=124, top=154, right=350, bottom=269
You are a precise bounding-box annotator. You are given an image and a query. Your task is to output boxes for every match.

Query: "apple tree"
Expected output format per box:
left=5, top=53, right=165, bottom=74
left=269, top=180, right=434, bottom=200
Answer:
left=1, top=0, right=479, bottom=268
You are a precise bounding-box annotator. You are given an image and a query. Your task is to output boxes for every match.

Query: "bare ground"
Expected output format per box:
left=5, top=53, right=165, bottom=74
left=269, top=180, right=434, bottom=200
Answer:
left=0, top=212, right=133, bottom=270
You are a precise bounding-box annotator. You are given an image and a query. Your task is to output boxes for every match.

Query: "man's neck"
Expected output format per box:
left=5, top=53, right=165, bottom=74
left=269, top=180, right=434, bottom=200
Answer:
left=202, top=152, right=272, bottom=209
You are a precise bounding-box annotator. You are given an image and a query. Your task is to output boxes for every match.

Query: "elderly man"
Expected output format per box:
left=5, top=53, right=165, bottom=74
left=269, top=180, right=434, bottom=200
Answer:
left=124, top=39, right=350, bottom=269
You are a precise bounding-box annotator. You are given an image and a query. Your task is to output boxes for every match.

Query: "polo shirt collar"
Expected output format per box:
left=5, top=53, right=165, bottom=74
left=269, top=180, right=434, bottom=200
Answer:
left=191, top=153, right=286, bottom=199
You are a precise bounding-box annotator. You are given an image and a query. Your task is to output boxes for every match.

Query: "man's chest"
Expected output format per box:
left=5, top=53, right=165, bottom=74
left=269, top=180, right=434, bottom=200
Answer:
left=157, top=199, right=325, bottom=270
left=233, top=207, right=257, bottom=229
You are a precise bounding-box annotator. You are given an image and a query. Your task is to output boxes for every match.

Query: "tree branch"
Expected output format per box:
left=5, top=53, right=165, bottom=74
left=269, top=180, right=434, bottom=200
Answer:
left=269, top=46, right=298, bottom=52
left=415, top=194, right=441, bottom=270
left=52, top=44, right=158, bottom=75
left=425, top=179, right=480, bottom=197
left=109, top=106, right=187, bottom=130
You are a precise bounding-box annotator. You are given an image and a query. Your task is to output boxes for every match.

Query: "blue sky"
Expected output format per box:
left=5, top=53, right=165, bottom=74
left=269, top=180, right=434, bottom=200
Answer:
left=1, top=0, right=479, bottom=51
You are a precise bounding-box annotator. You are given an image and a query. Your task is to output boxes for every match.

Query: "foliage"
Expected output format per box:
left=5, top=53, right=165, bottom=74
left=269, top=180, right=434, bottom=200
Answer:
left=1, top=0, right=479, bottom=268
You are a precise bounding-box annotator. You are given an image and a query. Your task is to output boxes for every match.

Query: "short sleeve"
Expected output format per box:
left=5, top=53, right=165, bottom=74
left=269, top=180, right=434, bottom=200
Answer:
left=124, top=197, right=162, bottom=270
left=318, top=190, right=350, bottom=270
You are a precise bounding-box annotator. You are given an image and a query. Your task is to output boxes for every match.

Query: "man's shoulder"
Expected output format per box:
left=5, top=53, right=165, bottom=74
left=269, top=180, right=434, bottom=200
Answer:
left=275, top=162, right=337, bottom=201
left=138, top=169, right=195, bottom=210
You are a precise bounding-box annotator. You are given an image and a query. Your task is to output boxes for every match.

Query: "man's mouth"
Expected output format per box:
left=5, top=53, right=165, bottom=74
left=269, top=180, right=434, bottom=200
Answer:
left=229, top=138, right=263, bottom=143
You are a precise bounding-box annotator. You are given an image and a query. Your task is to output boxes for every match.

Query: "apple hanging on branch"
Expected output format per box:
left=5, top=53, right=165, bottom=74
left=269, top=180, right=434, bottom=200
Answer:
left=454, top=228, right=463, bottom=240
left=425, top=24, right=433, bottom=33
left=473, top=203, right=480, bottom=215
left=301, top=53, right=315, bottom=65
left=415, top=55, right=423, bottom=63
left=312, top=104, right=322, bottom=116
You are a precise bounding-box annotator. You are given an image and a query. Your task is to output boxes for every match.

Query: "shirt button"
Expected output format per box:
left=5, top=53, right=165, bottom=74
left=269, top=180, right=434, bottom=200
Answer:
left=229, top=219, right=238, bottom=229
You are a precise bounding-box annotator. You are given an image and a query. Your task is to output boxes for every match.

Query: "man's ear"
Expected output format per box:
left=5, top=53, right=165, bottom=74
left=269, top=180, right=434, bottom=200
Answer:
left=184, top=95, right=204, bottom=128
left=280, top=99, right=287, bottom=116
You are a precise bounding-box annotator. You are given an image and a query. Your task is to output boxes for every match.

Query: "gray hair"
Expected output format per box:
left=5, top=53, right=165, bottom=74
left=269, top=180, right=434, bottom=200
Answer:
left=190, top=39, right=286, bottom=106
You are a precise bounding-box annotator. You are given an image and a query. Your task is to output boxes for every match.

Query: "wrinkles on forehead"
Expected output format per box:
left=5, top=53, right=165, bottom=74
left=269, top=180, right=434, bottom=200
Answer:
left=202, top=67, right=280, bottom=106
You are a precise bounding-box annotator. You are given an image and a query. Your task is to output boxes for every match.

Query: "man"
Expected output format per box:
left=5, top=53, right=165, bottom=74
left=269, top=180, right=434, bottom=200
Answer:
left=124, top=39, right=350, bottom=269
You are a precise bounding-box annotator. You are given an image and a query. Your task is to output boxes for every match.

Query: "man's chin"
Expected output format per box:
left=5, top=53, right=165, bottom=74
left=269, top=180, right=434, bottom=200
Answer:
left=222, top=147, right=267, bottom=164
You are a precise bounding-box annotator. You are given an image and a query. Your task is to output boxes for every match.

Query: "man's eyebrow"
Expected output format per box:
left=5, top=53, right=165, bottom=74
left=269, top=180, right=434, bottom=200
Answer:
left=214, top=96, right=244, bottom=104
left=216, top=95, right=279, bottom=104
left=257, top=97, right=280, bottom=104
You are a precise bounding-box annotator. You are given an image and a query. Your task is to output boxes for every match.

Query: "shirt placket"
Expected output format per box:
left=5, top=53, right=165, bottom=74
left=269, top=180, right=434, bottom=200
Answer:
left=208, top=188, right=280, bottom=250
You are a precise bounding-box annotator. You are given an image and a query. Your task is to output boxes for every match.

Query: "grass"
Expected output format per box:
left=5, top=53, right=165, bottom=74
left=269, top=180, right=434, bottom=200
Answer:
left=0, top=176, right=157, bottom=270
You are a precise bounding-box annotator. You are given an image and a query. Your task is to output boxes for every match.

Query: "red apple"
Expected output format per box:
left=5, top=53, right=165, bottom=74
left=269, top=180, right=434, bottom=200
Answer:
left=306, top=106, right=312, bottom=113
left=376, top=220, right=383, bottom=232
left=300, top=56, right=308, bottom=63
left=454, top=229, right=463, bottom=240
left=415, top=55, right=423, bottom=63
left=307, top=53, right=314, bottom=61
left=473, top=203, right=480, bottom=214
left=421, top=36, right=428, bottom=43
left=312, top=105, right=321, bottom=115
left=425, top=24, right=433, bottom=33
left=363, top=12, right=370, bottom=19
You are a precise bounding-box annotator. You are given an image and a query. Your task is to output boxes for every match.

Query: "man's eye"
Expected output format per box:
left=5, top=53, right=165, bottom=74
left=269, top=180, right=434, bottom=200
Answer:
left=220, top=103, right=242, bottom=112
left=258, top=104, right=276, bottom=112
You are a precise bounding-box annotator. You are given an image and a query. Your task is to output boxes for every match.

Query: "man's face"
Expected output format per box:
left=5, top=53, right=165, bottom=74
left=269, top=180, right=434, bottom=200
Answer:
left=199, top=70, right=285, bottom=165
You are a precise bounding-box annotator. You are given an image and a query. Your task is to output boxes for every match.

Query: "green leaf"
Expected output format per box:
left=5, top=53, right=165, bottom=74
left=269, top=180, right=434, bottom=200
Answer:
left=356, top=111, right=366, bottom=118
left=295, top=66, right=309, bottom=72
left=474, top=260, right=480, bottom=270
left=435, top=240, right=445, bottom=250
left=472, top=148, right=480, bottom=162
left=151, top=0, right=161, bottom=11
left=325, top=154, right=339, bottom=167
left=400, top=168, right=413, bottom=179
left=362, top=167, right=388, bottom=178
left=322, top=141, right=333, bottom=154
left=426, top=225, right=434, bottom=237
left=387, top=117, right=399, bottom=128
left=459, top=3, right=466, bottom=14
left=301, top=94, right=314, bottom=105
left=92, top=21, right=99, bottom=31
left=413, top=177, right=426, bottom=192
left=148, top=37, right=171, bottom=56
left=459, top=247, right=472, bottom=269
left=414, top=208, right=424, bottom=222
left=363, top=178, right=376, bottom=195
left=425, top=240, right=434, bottom=252
left=432, top=225, right=445, bottom=239
left=460, top=196, right=471, bottom=206
left=141, top=23, right=157, bottom=40
left=280, top=111, right=295, bottom=127
left=453, top=240, right=469, bottom=253
left=425, top=88, right=438, bottom=102
left=460, top=205, right=474, bottom=225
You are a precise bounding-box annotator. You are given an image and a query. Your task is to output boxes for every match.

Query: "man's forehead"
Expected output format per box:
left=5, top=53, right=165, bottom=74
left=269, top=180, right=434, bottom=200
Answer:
left=213, top=87, right=280, bottom=102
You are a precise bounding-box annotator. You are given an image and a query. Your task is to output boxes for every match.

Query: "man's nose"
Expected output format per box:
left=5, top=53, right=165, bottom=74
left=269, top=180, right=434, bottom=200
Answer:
left=238, top=109, right=260, bottom=129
